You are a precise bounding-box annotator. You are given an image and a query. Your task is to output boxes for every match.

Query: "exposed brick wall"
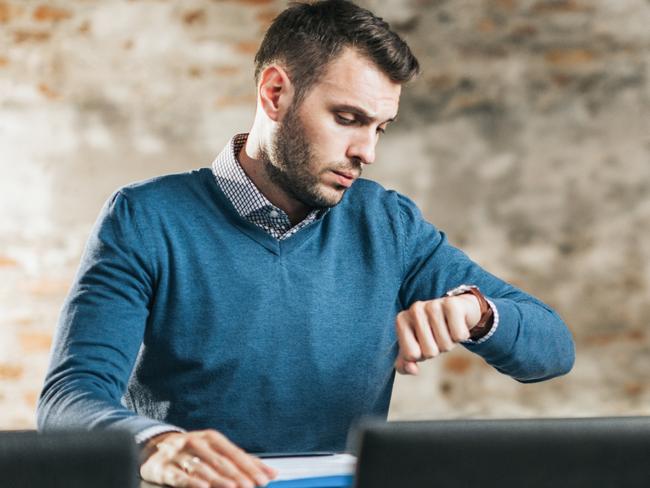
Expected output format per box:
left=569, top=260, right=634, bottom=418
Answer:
left=0, top=0, right=648, bottom=429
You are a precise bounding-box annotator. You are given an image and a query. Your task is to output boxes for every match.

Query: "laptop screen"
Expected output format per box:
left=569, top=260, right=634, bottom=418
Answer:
left=0, top=430, right=139, bottom=488
left=351, top=417, right=650, bottom=488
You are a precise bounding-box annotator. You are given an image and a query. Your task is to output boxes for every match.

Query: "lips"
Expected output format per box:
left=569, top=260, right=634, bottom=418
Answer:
left=331, top=170, right=358, bottom=188
left=334, top=170, right=356, bottom=179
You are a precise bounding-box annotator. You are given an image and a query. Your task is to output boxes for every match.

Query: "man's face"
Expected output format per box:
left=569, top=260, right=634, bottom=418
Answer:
left=262, top=48, right=401, bottom=209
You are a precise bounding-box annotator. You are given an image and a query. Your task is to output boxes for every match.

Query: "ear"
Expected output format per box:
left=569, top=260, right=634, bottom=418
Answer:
left=258, top=65, right=294, bottom=122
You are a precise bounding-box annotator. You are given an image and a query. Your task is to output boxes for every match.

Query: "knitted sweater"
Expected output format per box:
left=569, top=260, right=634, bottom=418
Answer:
left=37, top=169, right=574, bottom=452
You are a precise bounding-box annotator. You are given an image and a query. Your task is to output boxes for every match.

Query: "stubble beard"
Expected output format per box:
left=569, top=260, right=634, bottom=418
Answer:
left=260, top=102, right=358, bottom=210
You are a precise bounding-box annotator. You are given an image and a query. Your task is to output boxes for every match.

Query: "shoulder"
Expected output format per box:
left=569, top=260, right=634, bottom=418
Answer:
left=117, top=168, right=211, bottom=202
left=344, top=178, right=393, bottom=206
left=342, top=178, right=419, bottom=217
left=120, top=169, right=209, bottom=196
left=339, top=180, right=435, bottom=247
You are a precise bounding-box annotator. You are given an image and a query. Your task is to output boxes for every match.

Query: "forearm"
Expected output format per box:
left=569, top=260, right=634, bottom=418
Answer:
left=37, top=374, right=175, bottom=437
left=396, top=198, right=575, bottom=382
left=463, top=296, right=575, bottom=383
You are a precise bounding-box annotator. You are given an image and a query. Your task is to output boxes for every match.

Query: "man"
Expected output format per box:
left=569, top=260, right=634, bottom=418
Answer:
left=37, top=1, right=575, bottom=487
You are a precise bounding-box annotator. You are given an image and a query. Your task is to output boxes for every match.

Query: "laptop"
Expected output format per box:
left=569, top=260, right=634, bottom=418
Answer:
left=0, top=430, right=139, bottom=488
left=351, top=416, right=650, bottom=488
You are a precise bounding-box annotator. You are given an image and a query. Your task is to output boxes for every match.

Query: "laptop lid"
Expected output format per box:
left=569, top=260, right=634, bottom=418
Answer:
left=351, top=417, right=650, bottom=488
left=0, top=430, right=139, bottom=488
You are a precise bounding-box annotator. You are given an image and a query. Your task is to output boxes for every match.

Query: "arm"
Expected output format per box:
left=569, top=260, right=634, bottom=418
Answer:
left=37, top=190, right=275, bottom=488
left=395, top=192, right=575, bottom=383
left=37, top=190, right=168, bottom=435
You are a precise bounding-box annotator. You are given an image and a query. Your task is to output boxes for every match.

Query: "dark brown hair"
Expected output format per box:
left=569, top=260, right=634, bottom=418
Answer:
left=254, top=0, right=420, bottom=104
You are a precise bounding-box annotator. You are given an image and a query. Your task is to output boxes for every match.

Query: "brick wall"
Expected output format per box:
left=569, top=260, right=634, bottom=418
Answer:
left=0, top=0, right=648, bottom=429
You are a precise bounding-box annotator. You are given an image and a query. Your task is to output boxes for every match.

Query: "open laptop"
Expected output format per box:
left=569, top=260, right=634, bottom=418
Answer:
left=0, top=430, right=139, bottom=488
left=351, top=416, right=650, bottom=488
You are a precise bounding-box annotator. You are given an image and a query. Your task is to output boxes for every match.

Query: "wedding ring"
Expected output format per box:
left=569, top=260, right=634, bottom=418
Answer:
left=181, top=456, right=202, bottom=475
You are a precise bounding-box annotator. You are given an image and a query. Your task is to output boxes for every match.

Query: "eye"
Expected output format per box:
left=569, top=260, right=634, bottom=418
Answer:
left=335, top=113, right=356, bottom=125
left=376, top=126, right=386, bottom=135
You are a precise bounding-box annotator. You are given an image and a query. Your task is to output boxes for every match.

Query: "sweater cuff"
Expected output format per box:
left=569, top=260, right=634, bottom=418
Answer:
left=462, top=299, right=499, bottom=345
left=462, top=297, right=519, bottom=356
left=135, top=424, right=186, bottom=447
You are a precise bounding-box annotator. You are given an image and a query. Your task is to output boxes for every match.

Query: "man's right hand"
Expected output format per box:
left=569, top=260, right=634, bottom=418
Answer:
left=139, top=430, right=277, bottom=488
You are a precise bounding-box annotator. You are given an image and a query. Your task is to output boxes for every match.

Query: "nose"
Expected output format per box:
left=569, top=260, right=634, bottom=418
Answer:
left=346, top=129, right=376, bottom=166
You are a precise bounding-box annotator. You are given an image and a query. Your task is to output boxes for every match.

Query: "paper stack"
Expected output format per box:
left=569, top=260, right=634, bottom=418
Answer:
left=263, top=453, right=356, bottom=488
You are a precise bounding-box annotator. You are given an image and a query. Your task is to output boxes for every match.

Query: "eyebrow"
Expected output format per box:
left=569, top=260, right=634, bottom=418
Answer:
left=332, top=104, right=397, bottom=125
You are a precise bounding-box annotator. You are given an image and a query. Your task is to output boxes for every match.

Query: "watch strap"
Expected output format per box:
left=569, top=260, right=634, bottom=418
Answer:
left=445, top=285, right=494, bottom=340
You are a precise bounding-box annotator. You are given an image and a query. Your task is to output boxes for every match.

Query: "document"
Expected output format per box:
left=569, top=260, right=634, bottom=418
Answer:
left=262, top=453, right=356, bottom=488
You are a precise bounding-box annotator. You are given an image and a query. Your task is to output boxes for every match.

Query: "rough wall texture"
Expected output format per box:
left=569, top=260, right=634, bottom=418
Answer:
left=0, top=0, right=648, bottom=429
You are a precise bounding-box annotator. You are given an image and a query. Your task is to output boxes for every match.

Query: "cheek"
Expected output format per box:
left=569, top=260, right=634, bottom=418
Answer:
left=309, top=127, right=350, bottom=165
left=298, top=111, right=350, bottom=164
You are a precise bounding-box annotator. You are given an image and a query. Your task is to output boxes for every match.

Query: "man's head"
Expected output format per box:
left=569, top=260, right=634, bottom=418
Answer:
left=254, top=0, right=419, bottom=107
left=249, top=0, right=419, bottom=211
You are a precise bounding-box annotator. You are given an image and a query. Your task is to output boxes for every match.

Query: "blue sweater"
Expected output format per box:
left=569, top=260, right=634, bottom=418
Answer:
left=37, top=169, right=574, bottom=452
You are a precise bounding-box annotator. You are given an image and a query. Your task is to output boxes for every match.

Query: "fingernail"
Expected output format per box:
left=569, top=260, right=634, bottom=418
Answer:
left=255, top=475, right=269, bottom=486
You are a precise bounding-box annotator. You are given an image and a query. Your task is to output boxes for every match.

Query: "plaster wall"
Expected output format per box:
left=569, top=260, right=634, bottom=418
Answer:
left=0, top=0, right=648, bottom=428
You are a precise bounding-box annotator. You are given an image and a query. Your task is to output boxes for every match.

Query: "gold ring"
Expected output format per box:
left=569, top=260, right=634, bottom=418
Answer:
left=181, top=456, right=201, bottom=475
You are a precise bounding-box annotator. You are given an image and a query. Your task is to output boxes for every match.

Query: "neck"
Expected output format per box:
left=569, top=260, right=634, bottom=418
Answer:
left=238, top=131, right=311, bottom=226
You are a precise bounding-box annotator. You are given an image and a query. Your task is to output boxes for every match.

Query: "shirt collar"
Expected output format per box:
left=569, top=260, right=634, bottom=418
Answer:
left=211, top=133, right=324, bottom=239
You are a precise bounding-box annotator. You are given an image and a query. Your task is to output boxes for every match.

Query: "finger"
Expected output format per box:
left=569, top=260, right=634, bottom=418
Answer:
left=180, top=435, right=237, bottom=481
left=181, top=456, right=240, bottom=488
left=405, top=360, right=419, bottom=375
left=445, top=298, right=471, bottom=342
left=395, top=310, right=422, bottom=362
left=207, top=455, right=256, bottom=488
left=395, top=356, right=419, bottom=375
left=394, top=356, right=406, bottom=374
left=206, top=431, right=270, bottom=487
left=412, top=301, right=439, bottom=359
left=253, top=457, right=278, bottom=479
left=184, top=440, right=253, bottom=488
left=162, top=466, right=210, bottom=488
left=428, top=301, right=456, bottom=352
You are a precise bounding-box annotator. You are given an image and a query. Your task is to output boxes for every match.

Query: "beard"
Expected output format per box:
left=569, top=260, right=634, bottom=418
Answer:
left=260, top=101, right=361, bottom=210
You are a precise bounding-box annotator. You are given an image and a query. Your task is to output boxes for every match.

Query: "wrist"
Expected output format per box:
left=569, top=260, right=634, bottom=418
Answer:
left=445, top=284, right=494, bottom=340
left=140, top=431, right=179, bottom=465
left=457, top=293, right=482, bottom=327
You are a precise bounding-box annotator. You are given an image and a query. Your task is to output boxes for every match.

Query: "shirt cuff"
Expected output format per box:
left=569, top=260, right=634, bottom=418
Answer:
left=463, top=298, right=499, bottom=345
left=134, top=424, right=186, bottom=447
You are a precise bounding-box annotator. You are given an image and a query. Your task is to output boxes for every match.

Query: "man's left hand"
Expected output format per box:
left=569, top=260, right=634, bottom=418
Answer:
left=394, top=294, right=481, bottom=375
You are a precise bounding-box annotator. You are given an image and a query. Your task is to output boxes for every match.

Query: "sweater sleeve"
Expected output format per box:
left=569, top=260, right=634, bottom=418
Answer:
left=37, top=190, right=179, bottom=437
left=395, top=192, right=575, bottom=383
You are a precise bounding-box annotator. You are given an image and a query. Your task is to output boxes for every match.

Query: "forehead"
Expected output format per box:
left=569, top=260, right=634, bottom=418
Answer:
left=305, top=48, right=401, bottom=118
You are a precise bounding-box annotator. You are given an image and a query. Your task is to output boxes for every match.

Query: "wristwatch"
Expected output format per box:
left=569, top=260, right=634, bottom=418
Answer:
left=445, top=284, right=494, bottom=340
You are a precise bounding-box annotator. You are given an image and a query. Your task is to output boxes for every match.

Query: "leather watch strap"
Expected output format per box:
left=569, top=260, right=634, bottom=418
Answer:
left=445, top=285, right=494, bottom=340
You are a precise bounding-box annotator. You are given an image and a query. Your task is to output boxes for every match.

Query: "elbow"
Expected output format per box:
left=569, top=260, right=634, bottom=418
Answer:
left=559, top=338, right=576, bottom=376
left=517, top=329, right=576, bottom=383
left=35, top=385, right=56, bottom=432
left=549, top=317, right=576, bottom=378
left=35, top=376, right=77, bottom=432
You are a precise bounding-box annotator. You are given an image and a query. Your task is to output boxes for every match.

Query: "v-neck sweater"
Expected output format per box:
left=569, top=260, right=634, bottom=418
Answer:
left=37, top=168, right=574, bottom=452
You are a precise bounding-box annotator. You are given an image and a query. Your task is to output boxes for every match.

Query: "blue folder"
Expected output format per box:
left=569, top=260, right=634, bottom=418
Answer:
left=266, top=474, right=353, bottom=488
